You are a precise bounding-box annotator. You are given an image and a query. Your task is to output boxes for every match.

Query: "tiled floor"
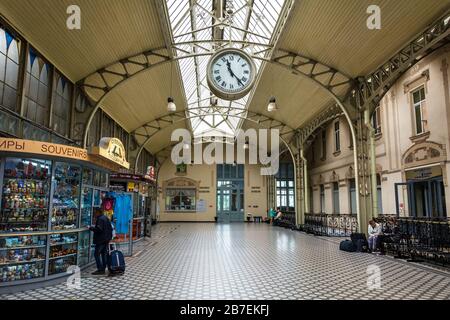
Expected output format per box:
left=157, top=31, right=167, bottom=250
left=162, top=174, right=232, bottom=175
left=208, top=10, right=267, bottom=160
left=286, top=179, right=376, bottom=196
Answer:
left=1, top=223, right=449, bottom=300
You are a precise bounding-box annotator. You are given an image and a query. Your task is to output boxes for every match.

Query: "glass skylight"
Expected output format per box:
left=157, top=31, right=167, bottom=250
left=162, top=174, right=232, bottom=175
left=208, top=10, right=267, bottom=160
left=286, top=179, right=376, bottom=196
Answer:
left=165, top=0, right=287, bottom=137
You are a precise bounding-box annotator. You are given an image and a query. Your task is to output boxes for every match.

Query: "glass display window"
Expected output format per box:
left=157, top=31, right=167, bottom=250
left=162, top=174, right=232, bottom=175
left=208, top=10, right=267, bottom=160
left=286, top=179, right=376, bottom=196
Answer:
left=51, top=162, right=81, bottom=230
left=48, top=232, right=78, bottom=275
left=0, top=234, right=47, bottom=283
left=81, top=187, right=93, bottom=227
left=77, top=230, right=90, bottom=267
left=93, top=190, right=107, bottom=208
left=82, top=168, right=93, bottom=186
left=1, top=158, right=51, bottom=233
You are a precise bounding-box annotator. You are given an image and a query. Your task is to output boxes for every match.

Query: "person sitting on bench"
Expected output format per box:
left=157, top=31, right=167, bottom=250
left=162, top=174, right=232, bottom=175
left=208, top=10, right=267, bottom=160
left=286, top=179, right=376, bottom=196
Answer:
left=368, top=220, right=382, bottom=253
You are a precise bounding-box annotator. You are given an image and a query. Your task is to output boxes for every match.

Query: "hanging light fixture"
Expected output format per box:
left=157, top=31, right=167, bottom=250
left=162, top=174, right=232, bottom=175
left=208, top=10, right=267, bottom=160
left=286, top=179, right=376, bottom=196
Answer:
left=267, top=97, right=277, bottom=112
left=167, top=97, right=176, bottom=112
left=167, top=61, right=176, bottom=112
left=243, top=141, right=249, bottom=150
left=183, top=142, right=190, bottom=150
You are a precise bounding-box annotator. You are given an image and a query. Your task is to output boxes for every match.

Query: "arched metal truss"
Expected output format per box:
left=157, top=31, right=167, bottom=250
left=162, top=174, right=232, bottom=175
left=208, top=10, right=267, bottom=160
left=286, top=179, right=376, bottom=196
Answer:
left=130, top=106, right=297, bottom=170
left=296, top=104, right=344, bottom=147
left=77, top=46, right=352, bottom=148
left=356, top=11, right=450, bottom=114
left=150, top=126, right=294, bottom=168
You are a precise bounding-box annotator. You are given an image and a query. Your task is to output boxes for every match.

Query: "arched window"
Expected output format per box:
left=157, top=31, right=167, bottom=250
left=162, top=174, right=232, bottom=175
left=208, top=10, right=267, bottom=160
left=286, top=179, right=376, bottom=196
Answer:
left=24, top=48, right=50, bottom=126
left=52, top=72, right=72, bottom=137
left=0, top=27, right=20, bottom=112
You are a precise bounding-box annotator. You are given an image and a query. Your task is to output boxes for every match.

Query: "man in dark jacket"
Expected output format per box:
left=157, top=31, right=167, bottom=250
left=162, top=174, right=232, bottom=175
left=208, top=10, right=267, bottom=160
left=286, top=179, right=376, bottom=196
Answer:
left=89, top=213, right=113, bottom=275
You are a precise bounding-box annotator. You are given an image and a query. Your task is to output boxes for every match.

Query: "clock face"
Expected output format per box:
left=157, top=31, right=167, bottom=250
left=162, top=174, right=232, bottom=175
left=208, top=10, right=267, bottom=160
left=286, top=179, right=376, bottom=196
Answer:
left=207, top=49, right=256, bottom=101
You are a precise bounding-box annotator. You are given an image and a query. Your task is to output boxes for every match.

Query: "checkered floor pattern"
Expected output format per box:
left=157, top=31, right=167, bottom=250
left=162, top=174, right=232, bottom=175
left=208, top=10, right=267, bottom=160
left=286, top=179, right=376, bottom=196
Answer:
left=1, top=223, right=449, bottom=300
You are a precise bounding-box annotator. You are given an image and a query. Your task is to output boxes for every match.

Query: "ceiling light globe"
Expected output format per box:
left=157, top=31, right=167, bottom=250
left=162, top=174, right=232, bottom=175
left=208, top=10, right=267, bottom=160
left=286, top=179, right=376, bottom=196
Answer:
left=167, top=97, right=176, bottom=112
left=267, top=97, right=277, bottom=112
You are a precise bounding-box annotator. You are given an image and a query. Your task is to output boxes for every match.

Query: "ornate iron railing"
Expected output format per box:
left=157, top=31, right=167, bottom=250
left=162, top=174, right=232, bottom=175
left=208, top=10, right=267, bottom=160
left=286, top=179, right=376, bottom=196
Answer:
left=273, top=211, right=296, bottom=229
left=377, top=215, right=450, bottom=267
left=303, top=213, right=358, bottom=237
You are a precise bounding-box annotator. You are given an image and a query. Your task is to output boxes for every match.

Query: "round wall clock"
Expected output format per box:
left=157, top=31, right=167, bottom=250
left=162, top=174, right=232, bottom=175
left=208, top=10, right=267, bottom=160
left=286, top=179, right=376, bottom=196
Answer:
left=206, top=48, right=257, bottom=101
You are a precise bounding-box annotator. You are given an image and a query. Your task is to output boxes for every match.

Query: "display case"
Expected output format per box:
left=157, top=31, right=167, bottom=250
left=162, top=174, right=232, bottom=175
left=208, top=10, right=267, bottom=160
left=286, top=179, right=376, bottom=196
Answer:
left=48, top=232, right=78, bottom=275
left=51, top=163, right=81, bottom=230
left=1, top=158, right=51, bottom=232
left=0, top=234, right=47, bottom=283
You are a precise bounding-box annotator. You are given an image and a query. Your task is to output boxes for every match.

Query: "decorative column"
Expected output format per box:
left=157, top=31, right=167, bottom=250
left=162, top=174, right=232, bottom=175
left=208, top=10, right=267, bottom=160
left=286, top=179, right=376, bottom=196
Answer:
left=295, top=151, right=305, bottom=226
left=354, top=111, right=375, bottom=234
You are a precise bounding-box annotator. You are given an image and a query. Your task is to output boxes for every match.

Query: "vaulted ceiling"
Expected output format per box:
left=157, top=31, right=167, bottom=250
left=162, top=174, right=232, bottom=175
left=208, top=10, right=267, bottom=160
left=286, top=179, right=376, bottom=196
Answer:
left=1, top=0, right=449, bottom=156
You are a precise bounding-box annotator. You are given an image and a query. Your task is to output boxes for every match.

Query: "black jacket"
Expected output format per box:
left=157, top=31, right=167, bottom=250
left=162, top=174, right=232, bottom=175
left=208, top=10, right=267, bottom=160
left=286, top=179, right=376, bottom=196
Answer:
left=90, top=214, right=113, bottom=245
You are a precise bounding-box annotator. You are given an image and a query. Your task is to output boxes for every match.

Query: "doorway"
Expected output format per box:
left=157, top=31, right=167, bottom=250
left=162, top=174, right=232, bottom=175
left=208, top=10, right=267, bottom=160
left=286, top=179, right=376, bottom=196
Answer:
left=216, top=164, right=245, bottom=223
left=395, top=177, right=446, bottom=217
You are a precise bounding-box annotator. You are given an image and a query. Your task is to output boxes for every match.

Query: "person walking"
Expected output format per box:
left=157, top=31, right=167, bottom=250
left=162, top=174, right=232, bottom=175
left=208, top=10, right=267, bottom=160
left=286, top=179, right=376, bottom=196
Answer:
left=90, top=212, right=113, bottom=275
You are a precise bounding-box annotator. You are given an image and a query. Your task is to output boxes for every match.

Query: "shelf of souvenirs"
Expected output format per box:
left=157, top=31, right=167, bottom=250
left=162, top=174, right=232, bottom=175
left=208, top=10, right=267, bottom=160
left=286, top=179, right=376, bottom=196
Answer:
left=0, top=258, right=46, bottom=267
left=2, top=197, right=48, bottom=210
left=1, top=264, right=45, bottom=283
left=3, top=176, right=50, bottom=183
left=49, top=252, right=77, bottom=260
left=0, top=249, right=46, bottom=266
left=49, top=233, right=78, bottom=247
left=0, top=227, right=90, bottom=237
left=0, top=224, right=48, bottom=233
left=0, top=244, right=46, bottom=251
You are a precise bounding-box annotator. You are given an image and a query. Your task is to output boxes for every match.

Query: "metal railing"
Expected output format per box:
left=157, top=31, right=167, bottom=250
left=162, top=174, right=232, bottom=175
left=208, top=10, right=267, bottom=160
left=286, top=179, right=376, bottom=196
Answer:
left=273, top=211, right=296, bottom=229
left=303, top=213, right=358, bottom=237
left=376, top=215, right=450, bottom=267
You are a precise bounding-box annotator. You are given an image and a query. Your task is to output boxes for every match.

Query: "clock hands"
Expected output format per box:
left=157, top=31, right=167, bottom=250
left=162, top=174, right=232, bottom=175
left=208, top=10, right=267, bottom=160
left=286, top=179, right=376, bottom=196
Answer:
left=226, top=59, right=245, bottom=87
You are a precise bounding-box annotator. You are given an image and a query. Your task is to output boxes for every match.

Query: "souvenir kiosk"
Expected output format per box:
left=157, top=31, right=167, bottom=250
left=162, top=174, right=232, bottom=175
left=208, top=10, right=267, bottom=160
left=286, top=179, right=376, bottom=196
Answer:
left=0, top=137, right=129, bottom=292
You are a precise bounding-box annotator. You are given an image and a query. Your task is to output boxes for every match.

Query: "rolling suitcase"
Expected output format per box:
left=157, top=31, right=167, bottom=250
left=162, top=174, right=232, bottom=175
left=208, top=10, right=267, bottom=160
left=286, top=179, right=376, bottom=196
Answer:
left=108, top=243, right=125, bottom=275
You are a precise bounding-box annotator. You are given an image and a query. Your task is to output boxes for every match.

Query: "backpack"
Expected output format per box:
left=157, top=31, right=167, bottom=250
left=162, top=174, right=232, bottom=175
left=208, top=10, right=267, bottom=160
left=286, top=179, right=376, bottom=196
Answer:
left=350, top=233, right=368, bottom=252
left=339, top=240, right=357, bottom=252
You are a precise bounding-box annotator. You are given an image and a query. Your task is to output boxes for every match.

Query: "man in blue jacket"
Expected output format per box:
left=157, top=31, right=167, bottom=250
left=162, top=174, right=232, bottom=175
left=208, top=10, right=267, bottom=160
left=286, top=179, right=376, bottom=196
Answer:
left=89, top=212, right=113, bottom=275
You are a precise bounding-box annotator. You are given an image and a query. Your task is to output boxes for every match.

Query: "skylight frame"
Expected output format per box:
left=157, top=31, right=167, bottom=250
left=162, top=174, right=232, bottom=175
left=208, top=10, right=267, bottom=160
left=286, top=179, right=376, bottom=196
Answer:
left=165, top=0, right=287, bottom=137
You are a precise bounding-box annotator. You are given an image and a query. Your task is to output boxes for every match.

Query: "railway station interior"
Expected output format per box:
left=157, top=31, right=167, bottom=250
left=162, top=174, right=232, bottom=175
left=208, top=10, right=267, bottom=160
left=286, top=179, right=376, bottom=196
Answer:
left=0, top=0, right=449, bottom=301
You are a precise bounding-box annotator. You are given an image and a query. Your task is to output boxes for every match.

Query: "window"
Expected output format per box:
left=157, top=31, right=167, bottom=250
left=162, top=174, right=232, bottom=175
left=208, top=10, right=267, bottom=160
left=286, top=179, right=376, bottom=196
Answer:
left=333, top=182, right=340, bottom=214
left=334, top=121, right=340, bottom=152
left=372, top=106, right=382, bottom=135
left=217, top=164, right=244, bottom=180
left=52, top=72, right=72, bottom=137
left=377, top=175, right=383, bottom=215
left=101, top=114, right=114, bottom=138
left=321, top=130, right=326, bottom=160
left=0, top=27, right=20, bottom=112
left=412, top=87, right=427, bottom=135
left=24, top=49, right=50, bottom=126
left=276, top=163, right=295, bottom=212
left=349, top=179, right=357, bottom=215
left=320, top=185, right=325, bottom=213
left=165, top=188, right=196, bottom=211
